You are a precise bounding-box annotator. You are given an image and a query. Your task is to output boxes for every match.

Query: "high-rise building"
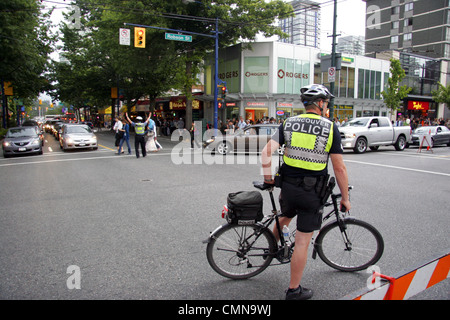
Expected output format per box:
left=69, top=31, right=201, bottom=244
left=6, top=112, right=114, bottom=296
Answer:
left=279, top=0, right=321, bottom=49
left=337, top=36, right=366, bottom=55
left=364, top=0, right=449, bottom=60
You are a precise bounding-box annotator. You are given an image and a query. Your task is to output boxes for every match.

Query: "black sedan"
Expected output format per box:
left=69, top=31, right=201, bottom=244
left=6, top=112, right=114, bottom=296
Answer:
left=204, top=124, right=280, bottom=155
left=411, top=126, right=450, bottom=147
left=2, top=127, right=43, bottom=158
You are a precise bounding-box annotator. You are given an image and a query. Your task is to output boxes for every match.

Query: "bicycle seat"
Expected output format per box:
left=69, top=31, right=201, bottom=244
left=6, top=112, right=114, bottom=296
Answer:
left=253, top=181, right=274, bottom=191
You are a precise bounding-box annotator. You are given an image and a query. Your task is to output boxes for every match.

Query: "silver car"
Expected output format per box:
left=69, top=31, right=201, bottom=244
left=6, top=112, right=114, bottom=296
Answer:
left=204, top=124, right=280, bottom=155
left=59, top=124, right=98, bottom=151
left=411, top=125, right=450, bottom=147
left=2, top=127, right=43, bottom=158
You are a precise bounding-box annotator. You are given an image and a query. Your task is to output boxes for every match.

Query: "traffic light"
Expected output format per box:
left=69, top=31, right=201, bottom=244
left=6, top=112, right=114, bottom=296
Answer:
left=221, top=86, right=227, bottom=99
left=134, top=27, right=146, bottom=48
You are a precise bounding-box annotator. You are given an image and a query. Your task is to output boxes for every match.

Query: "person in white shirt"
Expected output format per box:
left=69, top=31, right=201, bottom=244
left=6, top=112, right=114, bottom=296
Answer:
left=113, top=116, right=123, bottom=152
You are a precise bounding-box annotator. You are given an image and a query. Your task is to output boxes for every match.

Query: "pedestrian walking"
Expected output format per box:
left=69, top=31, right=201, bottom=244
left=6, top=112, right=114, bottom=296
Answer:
left=113, top=116, right=123, bottom=152
left=118, top=118, right=131, bottom=155
left=190, top=121, right=201, bottom=149
left=125, top=112, right=150, bottom=158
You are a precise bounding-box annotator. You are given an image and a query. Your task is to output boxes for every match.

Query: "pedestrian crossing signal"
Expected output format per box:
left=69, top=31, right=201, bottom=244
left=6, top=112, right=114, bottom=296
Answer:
left=134, top=27, right=145, bottom=48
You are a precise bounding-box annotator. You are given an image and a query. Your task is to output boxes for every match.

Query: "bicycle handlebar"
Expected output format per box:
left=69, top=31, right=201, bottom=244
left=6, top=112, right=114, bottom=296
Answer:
left=253, top=181, right=274, bottom=191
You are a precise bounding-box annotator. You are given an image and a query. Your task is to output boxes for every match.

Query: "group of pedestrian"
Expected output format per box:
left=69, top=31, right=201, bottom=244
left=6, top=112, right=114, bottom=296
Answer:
left=112, top=113, right=162, bottom=158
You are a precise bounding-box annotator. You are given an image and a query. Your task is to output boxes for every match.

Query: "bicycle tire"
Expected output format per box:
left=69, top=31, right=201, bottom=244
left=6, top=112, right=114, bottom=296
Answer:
left=314, top=218, right=384, bottom=272
left=206, top=224, right=277, bottom=280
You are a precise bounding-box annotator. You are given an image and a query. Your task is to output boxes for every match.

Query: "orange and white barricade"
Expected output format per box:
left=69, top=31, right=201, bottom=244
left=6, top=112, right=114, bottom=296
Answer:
left=342, top=251, right=450, bottom=300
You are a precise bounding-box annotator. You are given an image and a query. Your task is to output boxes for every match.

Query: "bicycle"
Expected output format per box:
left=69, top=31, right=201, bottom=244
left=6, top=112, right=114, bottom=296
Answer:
left=204, top=180, right=384, bottom=280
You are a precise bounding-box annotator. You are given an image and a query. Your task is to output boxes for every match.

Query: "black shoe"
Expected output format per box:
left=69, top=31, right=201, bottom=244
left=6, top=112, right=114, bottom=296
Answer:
left=285, top=286, right=313, bottom=300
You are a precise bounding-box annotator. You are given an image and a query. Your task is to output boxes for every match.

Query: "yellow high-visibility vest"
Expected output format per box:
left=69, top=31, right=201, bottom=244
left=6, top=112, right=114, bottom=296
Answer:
left=283, top=114, right=333, bottom=171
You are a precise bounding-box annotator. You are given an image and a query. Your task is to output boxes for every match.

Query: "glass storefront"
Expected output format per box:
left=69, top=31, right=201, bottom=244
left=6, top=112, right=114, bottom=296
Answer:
left=334, top=105, right=354, bottom=121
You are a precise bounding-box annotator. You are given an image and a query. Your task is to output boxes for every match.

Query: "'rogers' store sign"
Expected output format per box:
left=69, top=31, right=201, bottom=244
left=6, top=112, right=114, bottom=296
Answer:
left=277, top=69, right=309, bottom=79
left=245, top=71, right=268, bottom=77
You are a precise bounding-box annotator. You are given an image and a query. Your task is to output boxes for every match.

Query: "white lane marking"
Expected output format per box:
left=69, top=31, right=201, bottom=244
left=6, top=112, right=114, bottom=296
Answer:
left=344, top=159, right=450, bottom=177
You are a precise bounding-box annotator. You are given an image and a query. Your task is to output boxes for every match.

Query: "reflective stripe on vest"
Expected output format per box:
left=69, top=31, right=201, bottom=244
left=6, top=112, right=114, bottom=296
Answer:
left=283, top=114, right=333, bottom=171
left=135, top=123, right=145, bottom=135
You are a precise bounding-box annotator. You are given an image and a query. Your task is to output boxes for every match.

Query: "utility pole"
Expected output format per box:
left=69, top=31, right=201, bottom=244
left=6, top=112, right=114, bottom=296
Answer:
left=328, top=0, right=338, bottom=120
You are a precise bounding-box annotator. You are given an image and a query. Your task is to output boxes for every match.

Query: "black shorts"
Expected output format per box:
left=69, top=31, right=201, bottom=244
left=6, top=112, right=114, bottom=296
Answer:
left=279, top=180, right=323, bottom=233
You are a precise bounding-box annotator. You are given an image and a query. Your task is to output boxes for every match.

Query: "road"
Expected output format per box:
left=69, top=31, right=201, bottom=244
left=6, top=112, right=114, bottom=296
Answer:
left=0, top=130, right=448, bottom=302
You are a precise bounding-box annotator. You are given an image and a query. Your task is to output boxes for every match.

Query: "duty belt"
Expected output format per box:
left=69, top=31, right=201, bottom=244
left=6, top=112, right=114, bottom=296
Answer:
left=283, top=175, right=327, bottom=193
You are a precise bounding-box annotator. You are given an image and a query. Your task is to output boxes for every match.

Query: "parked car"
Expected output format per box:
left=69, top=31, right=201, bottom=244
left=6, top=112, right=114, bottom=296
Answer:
left=204, top=124, right=279, bottom=155
left=411, top=126, right=450, bottom=147
left=2, top=127, right=43, bottom=158
left=339, top=116, right=411, bottom=153
left=59, top=124, right=98, bottom=151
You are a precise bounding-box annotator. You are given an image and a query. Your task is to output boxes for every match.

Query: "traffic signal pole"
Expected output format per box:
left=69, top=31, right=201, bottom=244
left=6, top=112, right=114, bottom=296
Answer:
left=125, top=20, right=224, bottom=130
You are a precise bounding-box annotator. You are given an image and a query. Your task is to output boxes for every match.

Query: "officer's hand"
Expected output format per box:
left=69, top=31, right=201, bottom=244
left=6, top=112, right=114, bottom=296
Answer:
left=340, top=200, right=351, bottom=213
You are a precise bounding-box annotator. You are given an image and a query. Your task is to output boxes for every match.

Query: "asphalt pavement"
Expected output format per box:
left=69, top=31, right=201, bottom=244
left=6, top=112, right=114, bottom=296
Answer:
left=0, top=130, right=448, bottom=305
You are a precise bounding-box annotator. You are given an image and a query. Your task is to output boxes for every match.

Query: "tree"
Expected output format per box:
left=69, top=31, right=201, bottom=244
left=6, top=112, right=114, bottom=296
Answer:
left=432, top=83, right=450, bottom=111
left=381, top=58, right=412, bottom=113
left=0, top=0, right=54, bottom=126
left=50, top=0, right=293, bottom=126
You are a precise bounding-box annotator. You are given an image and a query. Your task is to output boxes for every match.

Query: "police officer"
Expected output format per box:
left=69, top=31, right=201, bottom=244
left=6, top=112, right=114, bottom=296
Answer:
left=125, top=112, right=151, bottom=158
left=261, top=84, right=351, bottom=300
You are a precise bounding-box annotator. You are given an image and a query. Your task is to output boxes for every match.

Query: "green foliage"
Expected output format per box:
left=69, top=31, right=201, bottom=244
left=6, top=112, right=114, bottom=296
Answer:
left=0, top=0, right=54, bottom=99
left=381, top=58, right=412, bottom=111
left=432, top=83, right=450, bottom=110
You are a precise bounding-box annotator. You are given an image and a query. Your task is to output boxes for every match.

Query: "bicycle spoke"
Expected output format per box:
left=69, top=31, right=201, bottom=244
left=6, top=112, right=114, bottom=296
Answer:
left=316, top=219, right=383, bottom=271
left=206, top=225, right=276, bottom=279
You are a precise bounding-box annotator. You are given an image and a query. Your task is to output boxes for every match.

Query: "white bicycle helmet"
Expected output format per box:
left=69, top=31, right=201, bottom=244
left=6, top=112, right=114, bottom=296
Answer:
left=300, top=84, right=334, bottom=102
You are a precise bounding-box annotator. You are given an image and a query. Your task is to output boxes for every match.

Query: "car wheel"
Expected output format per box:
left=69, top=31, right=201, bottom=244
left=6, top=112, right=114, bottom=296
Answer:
left=353, top=137, right=367, bottom=154
left=216, top=141, right=231, bottom=155
left=394, top=136, right=406, bottom=151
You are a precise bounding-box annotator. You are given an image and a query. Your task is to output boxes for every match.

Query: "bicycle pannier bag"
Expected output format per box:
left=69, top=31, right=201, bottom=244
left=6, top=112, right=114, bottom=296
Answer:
left=226, top=191, right=263, bottom=225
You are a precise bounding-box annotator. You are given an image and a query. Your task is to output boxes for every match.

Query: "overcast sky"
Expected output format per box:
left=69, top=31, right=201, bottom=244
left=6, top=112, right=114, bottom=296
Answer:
left=318, top=0, right=366, bottom=52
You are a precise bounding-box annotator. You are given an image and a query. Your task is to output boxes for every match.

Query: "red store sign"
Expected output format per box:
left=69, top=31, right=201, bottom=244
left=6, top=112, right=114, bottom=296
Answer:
left=407, top=101, right=429, bottom=111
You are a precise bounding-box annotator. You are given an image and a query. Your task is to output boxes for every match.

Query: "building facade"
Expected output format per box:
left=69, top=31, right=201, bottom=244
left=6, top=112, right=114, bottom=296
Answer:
left=337, top=36, right=366, bottom=56
left=278, top=0, right=321, bottom=49
left=364, top=0, right=450, bottom=60
left=201, top=42, right=392, bottom=125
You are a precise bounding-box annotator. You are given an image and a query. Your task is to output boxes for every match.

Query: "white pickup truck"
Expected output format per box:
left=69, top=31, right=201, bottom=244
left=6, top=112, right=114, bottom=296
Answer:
left=339, top=116, right=411, bottom=153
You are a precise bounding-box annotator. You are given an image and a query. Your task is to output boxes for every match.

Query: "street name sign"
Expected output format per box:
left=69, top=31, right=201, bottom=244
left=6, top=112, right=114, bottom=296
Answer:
left=165, top=33, right=192, bottom=42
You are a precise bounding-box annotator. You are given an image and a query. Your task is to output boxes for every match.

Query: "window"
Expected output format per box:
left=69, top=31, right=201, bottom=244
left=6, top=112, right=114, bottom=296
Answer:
left=405, top=3, right=413, bottom=12
left=391, top=6, right=400, bottom=14
left=392, top=21, right=399, bottom=29
left=403, top=33, right=412, bottom=41
left=379, top=117, right=390, bottom=127
left=404, top=18, right=413, bottom=27
left=391, top=36, right=399, bottom=43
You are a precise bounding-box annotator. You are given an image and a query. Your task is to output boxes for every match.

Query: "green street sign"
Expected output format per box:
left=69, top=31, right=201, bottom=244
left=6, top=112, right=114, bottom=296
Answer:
left=165, top=33, right=192, bottom=42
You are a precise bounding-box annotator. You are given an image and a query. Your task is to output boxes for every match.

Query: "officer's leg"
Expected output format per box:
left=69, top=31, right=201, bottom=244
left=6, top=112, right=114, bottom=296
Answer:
left=135, top=136, right=140, bottom=158
left=289, top=231, right=314, bottom=289
left=141, top=136, right=147, bottom=157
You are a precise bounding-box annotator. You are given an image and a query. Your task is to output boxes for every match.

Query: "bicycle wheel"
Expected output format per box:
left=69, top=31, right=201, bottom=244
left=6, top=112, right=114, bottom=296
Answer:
left=314, top=218, right=384, bottom=272
left=206, top=224, right=277, bottom=280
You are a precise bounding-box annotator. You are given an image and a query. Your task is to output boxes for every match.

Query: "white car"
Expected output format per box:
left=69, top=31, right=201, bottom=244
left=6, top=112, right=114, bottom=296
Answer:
left=59, top=124, right=98, bottom=151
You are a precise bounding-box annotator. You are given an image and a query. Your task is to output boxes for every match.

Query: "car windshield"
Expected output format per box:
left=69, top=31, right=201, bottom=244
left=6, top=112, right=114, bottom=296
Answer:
left=414, top=127, right=435, bottom=134
left=67, top=126, right=92, bottom=134
left=341, top=118, right=370, bottom=127
left=6, top=127, right=37, bottom=138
